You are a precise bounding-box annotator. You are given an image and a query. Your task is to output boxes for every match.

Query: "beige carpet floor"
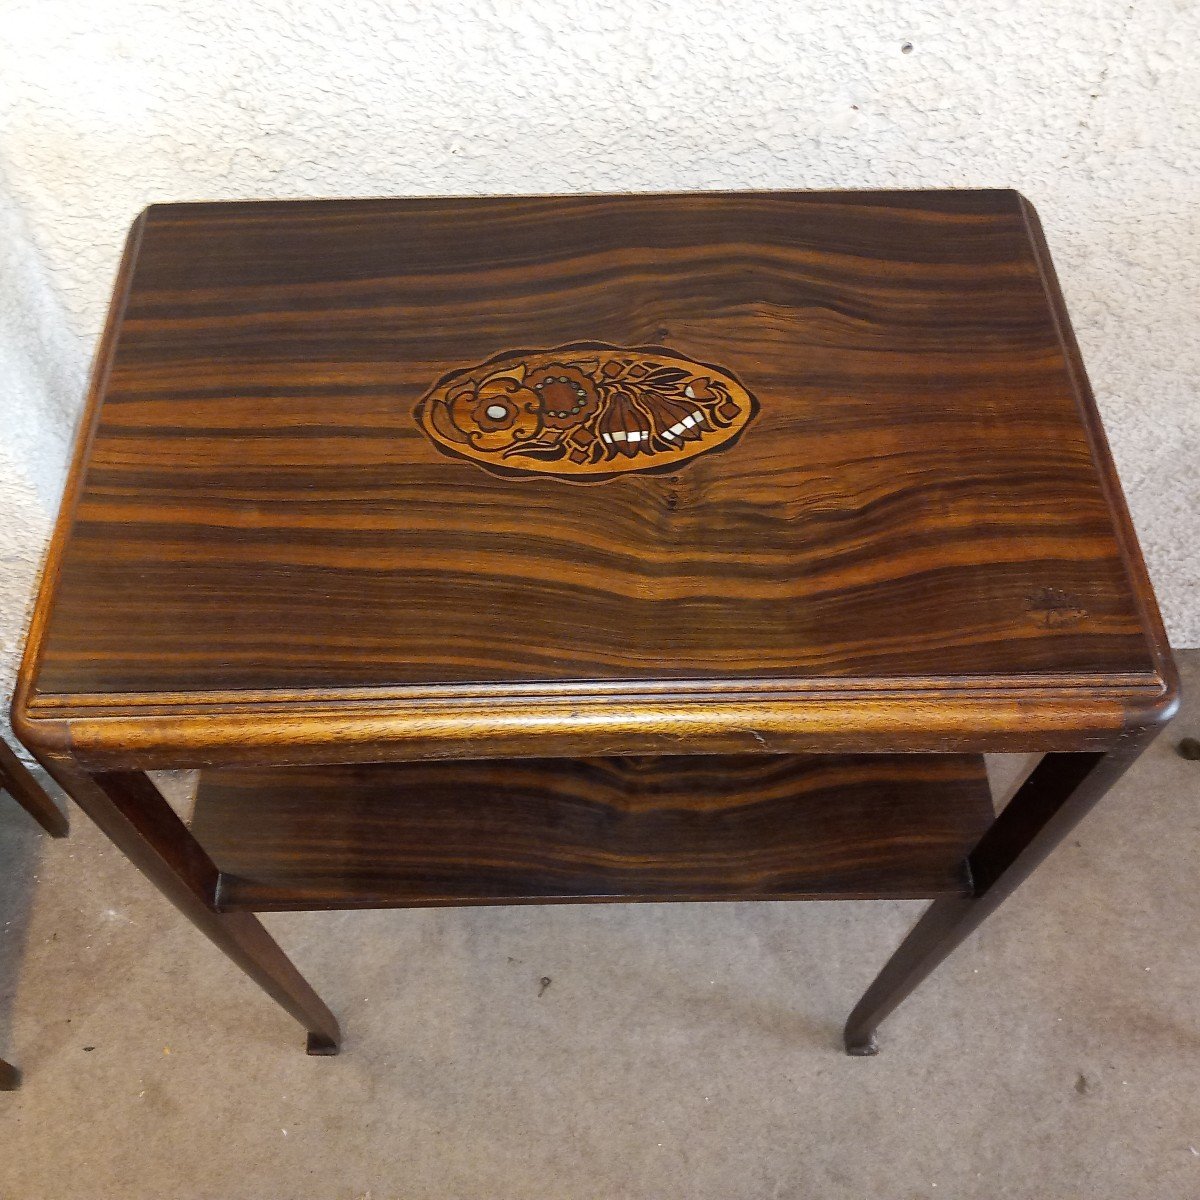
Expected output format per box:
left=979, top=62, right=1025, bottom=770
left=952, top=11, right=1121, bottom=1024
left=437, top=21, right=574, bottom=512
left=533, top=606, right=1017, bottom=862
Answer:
left=2, top=653, right=1198, bottom=1200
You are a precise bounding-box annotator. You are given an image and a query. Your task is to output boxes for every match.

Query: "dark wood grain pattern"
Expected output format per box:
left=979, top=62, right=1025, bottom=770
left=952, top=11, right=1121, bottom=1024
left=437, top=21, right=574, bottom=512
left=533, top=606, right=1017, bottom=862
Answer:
left=191, top=753, right=994, bottom=910
left=12, top=190, right=1176, bottom=767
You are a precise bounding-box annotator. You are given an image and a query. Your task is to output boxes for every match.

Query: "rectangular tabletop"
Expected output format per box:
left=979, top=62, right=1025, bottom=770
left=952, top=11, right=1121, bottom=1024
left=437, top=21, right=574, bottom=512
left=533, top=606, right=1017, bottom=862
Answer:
left=15, top=191, right=1175, bottom=765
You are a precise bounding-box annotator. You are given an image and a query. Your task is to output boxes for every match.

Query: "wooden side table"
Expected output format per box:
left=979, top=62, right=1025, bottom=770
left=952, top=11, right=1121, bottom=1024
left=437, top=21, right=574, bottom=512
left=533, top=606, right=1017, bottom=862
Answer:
left=12, top=191, right=1177, bottom=1057
left=1, top=736, right=68, bottom=1088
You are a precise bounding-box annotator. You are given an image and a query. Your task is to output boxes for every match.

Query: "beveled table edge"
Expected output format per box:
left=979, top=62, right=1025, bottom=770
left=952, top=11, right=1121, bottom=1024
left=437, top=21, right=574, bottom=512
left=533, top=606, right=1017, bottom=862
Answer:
left=10, top=673, right=1179, bottom=770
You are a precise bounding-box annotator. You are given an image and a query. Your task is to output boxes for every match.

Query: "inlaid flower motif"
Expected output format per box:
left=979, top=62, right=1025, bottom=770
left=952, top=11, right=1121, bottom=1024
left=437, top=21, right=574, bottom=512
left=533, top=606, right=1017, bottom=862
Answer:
left=415, top=343, right=758, bottom=481
left=445, top=369, right=542, bottom=450
left=526, top=363, right=599, bottom=430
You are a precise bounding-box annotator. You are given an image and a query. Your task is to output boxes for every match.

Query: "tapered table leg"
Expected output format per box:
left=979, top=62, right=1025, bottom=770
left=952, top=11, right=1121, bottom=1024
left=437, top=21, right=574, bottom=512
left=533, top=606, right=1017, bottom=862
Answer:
left=37, top=758, right=340, bottom=1055
left=0, top=738, right=68, bottom=838
left=844, top=735, right=1156, bottom=1055
left=0, top=1058, right=20, bottom=1090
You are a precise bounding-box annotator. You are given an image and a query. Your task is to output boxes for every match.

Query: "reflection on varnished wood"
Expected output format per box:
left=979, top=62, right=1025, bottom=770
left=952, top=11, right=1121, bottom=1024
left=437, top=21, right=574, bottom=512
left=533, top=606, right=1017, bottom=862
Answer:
left=192, top=754, right=995, bottom=910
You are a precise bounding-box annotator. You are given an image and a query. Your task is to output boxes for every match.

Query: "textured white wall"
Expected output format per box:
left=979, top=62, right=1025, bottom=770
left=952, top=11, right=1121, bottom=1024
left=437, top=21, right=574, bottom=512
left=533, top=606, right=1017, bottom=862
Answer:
left=1, top=0, right=1197, bottom=723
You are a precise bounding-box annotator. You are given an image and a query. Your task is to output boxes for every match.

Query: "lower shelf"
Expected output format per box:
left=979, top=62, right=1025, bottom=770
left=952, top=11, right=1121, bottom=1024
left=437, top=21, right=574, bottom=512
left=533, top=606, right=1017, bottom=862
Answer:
left=191, top=754, right=994, bottom=911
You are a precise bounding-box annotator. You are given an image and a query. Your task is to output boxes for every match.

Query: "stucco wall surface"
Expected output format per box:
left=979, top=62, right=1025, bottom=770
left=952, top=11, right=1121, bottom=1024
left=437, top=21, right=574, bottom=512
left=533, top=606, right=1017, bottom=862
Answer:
left=1, top=0, right=1197, bottom=729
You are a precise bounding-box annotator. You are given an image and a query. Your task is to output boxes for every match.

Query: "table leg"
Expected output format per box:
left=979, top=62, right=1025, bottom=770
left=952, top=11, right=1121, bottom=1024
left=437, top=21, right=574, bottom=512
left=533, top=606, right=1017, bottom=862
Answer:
left=36, top=759, right=340, bottom=1055
left=844, top=734, right=1156, bottom=1055
left=1, top=738, right=68, bottom=838
left=0, top=1058, right=20, bottom=1090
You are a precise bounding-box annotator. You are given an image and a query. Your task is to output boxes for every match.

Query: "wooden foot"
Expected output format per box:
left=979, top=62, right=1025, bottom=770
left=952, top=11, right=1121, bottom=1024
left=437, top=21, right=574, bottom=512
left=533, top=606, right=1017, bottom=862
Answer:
left=306, top=1031, right=340, bottom=1056
left=214, top=911, right=342, bottom=1053
left=844, top=739, right=1157, bottom=1054
left=0, top=738, right=68, bottom=838
left=843, top=897, right=972, bottom=1054
left=0, top=1058, right=20, bottom=1090
left=37, top=759, right=339, bottom=1054
left=843, top=1033, right=878, bottom=1057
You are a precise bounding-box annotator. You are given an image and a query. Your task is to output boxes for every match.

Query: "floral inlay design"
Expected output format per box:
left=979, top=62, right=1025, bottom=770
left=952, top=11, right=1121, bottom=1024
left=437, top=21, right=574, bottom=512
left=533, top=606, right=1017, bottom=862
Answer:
left=414, top=343, right=758, bottom=481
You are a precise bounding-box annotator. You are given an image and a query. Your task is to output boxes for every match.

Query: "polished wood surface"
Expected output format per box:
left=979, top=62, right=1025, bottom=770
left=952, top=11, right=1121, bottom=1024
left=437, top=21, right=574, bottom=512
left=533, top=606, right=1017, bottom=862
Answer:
left=13, top=190, right=1175, bottom=767
left=191, top=753, right=994, bottom=910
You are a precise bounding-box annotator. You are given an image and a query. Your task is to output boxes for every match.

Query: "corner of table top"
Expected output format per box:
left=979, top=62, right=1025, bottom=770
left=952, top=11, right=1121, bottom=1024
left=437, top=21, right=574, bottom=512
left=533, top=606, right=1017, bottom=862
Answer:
left=1012, top=188, right=1179, bottom=718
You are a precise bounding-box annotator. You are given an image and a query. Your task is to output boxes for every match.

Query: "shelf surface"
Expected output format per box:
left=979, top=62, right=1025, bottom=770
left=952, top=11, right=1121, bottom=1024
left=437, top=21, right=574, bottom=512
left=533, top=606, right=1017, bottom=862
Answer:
left=191, top=753, right=995, bottom=911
